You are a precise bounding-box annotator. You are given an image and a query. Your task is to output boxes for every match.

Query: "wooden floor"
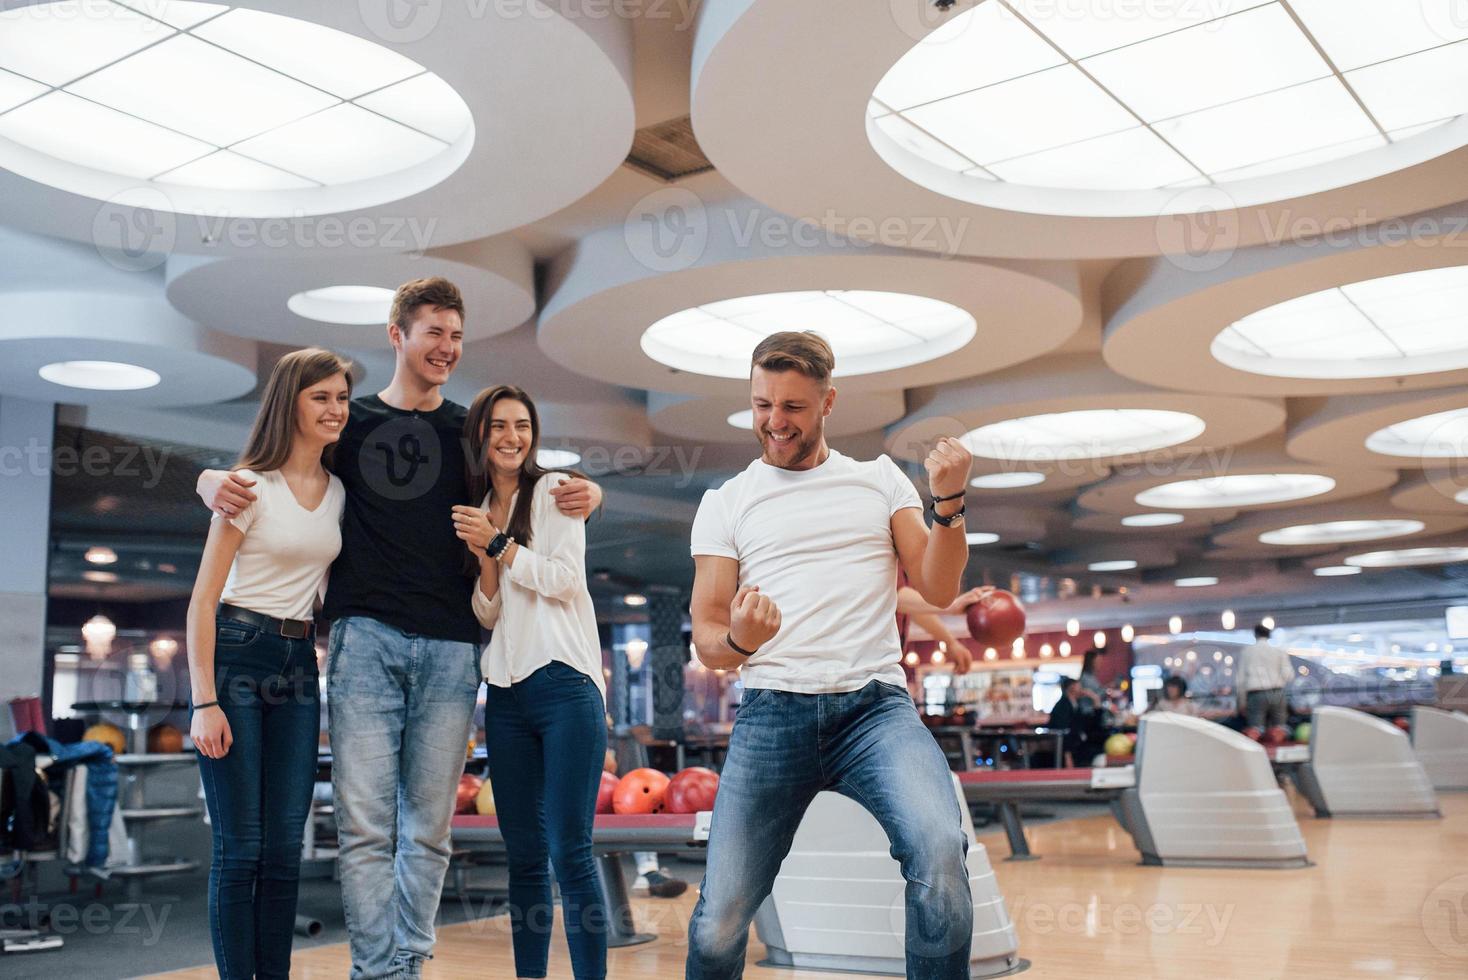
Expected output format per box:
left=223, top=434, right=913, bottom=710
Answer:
left=153, top=791, right=1468, bottom=979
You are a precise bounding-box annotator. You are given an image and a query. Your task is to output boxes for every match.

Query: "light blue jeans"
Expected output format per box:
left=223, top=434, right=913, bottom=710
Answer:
left=686, top=681, right=973, bottom=980
left=327, top=616, right=481, bottom=980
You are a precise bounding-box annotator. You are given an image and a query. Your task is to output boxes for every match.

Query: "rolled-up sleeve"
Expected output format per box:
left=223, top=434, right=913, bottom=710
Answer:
left=502, top=475, right=584, bottom=602
left=472, top=575, right=502, bottom=628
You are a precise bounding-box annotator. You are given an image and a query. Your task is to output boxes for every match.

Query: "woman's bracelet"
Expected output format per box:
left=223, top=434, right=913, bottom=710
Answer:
left=193, top=700, right=220, bottom=711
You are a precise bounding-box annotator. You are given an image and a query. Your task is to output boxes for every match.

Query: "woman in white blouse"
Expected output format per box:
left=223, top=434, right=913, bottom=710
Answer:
left=452, top=384, right=607, bottom=980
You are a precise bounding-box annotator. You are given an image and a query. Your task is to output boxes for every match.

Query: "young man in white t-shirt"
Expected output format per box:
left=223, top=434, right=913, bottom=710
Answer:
left=685, top=331, right=975, bottom=980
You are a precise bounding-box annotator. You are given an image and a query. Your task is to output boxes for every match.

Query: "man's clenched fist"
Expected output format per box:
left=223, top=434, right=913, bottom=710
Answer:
left=729, top=585, right=781, bottom=653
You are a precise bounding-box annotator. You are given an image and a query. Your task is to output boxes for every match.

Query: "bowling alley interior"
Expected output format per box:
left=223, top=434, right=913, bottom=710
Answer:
left=3, top=1, right=1468, bottom=978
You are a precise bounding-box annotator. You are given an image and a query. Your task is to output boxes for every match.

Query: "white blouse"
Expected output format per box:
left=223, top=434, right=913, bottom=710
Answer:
left=471, top=473, right=605, bottom=698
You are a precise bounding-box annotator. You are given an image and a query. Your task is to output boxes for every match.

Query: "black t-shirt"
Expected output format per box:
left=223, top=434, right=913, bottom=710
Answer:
left=321, top=394, right=480, bottom=643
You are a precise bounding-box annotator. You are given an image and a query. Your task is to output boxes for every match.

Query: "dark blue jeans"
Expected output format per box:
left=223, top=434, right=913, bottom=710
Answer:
left=485, top=661, right=608, bottom=980
left=195, top=616, right=321, bottom=980
left=686, top=681, right=973, bottom=980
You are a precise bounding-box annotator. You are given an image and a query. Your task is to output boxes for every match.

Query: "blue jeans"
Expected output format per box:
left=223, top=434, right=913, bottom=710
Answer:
left=328, top=616, right=480, bottom=980
left=485, top=661, right=608, bottom=980
left=195, top=616, right=321, bottom=980
left=686, top=681, right=973, bottom=980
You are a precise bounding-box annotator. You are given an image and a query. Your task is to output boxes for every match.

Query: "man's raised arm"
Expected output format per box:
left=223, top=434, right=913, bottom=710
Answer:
left=691, top=555, right=781, bottom=671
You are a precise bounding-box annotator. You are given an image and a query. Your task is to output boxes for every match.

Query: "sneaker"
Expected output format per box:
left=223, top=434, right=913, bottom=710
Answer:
left=644, top=870, right=688, bottom=899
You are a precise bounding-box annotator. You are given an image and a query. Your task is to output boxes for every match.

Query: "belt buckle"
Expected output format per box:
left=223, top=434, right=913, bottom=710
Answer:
left=281, top=619, right=309, bottom=640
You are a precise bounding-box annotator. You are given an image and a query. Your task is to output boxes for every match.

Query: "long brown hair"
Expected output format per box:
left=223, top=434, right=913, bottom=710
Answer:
left=464, top=385, right=552, bottom=550
left=236, top=348, right=353, bottom=473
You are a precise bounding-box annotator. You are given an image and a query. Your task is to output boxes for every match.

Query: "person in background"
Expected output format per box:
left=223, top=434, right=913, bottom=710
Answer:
left=1078, top=648, right=1106, bottom=702
left=1046, top=677, right=1095, bottom=767
left=1148, top=675, right=1198, bottom=716
left=1236, top=623, right=1295, bottom=730
left=186, top=348, right=350, bottom=980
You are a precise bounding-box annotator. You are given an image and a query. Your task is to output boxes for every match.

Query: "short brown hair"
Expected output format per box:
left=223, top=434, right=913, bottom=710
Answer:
left=390, top=276, right=464, bottom=335
left=751, top=331, right=835, bottom=386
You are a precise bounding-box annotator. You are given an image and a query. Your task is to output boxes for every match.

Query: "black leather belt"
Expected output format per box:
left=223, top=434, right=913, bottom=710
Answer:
left=217, top=603, right=313, bottom=640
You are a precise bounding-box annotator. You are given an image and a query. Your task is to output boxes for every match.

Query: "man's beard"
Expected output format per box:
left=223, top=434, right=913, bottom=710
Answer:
left=759, top=422, right=823, bottom=469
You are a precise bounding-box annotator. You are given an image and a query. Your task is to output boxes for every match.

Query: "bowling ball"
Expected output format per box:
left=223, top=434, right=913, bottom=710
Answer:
left=965, top=590, right=1027, bottom=648
left=456, top=773, right=483, bottom=814
left=1103, top=734, right=1133, bottom=759
left=1125, top=733, right=1138, bottom=746
left=1263, top=726, right=1289, bottom=746
left=612, top=768, right=670, bottom=815
left=596, top=771, right=619, bottom=814
left=1242, top=727, right=1263, bottom=742
left=84, top=723, right=126, bottom=755
left=475, top=779, right=497, bottom=816
left=147, top=724, right=183, bottom=754
left=665, top=767, right=720, bottom=814
left=1293, top=722, right=1312, bottom=744
left=1393, top=716, right=1412, bottom=732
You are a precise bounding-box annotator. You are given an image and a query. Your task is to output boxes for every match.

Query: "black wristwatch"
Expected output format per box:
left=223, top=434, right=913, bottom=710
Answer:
left=931, top=504, right=966, bottom=528
left=486, top=532, right=510, bottom=559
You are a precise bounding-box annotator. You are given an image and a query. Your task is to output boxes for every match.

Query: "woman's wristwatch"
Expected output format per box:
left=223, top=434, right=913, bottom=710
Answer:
left=487, top=532, right=513, bottom=560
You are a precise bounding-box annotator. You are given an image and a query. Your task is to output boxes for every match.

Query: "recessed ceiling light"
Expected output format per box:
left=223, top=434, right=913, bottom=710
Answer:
left=1365, top=407, right=1468, bottom=459
left=622, top=593, right=648, bottom=606
left=1213, top=268, right=1468, bottom=380
left=727, top=410, right=754, bottom=430
left=965, top=532, right=1000, bottom=546
left=287, top=286, right=395, bottom=325
left=1260, top=519, right=1425, bottom=546
left=1175, top=576, right=1218, bottom=587
left=536, top=449, right=582, bottom=469
left=971, top=471, right=1046, bottom=489
left=640, top=290, right=976, bottom=379
left=82, top=570, right=119, bottom=584
left=1345, top=547, right=1468, bottom=568
left=39, top=360, right=161, bottom=391
left=0, top=2, right=472, bottom=216
left=1313, top=565, right=1363, bottom=577
left=1088, top=559, right=1138, bottom=572
left=84, top=546, right=118, bottom=565
left=1457, top=488, right=1468, bottom=505
left=964, top=409, right=1204, bottom=461
left=867, top=2, right=1465, bottom=213
left=1135, top=473, right=1336, bottom=509
left=1122, top=512, right=1185, bottom=527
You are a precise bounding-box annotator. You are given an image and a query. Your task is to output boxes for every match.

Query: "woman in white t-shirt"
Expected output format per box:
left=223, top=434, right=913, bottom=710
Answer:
left=185, top=347, right=349, bottom=980
left=452, top=384, right=607, bottom=980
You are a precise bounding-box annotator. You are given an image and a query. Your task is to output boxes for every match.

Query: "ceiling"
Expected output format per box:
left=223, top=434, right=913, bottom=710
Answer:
left=10, top=0, right=1468, bottom=629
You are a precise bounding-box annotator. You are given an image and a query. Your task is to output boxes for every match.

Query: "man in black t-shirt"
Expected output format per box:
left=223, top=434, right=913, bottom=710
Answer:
left=198, top=277, right=600, bottom=979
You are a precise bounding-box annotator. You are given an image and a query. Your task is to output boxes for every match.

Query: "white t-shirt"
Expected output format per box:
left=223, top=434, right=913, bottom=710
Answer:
left=217, top=468, right=345, bottom=622
left=472, top=473, right=605, bottom=699
left=1237, top=641, right=1295, bottom=694
left=690, top=450, right=921, bottom=694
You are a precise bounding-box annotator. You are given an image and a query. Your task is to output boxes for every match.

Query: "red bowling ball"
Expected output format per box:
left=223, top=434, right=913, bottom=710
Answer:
left=965, top=589, right=1027, bottom=648
left=665, top=767, right=720, bottom=814
left=455, top=773, right=483, bottom=814
left=596, top=771, right=619, bottom=814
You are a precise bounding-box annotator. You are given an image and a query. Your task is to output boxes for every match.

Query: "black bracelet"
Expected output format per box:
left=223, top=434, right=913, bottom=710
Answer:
left=931, top=504, right=966, bottom=528
left=486, top=532, right=510, bottom=559
left=931, top=489, right=966, bottom=503
left=725, top=631, right=758, bottom=657
left=192, top=700, right=220, bottom=711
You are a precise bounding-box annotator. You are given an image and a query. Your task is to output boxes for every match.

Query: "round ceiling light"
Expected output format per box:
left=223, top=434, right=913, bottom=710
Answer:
left=286, top=286, right=395, bottom=325
left=963, top=409, right=1205, bottom=461
left=0, top=2, right=473, bottom=216
left=1175, top=576, right=1218, bottom=587
left=1259, top=519, right=1426, bottom=546
left=1458, top=488, right=1468, bottom=505
left=1135, top=473, right=1336, bottom=509
left=726, top=410, right=754, bottom=430
left=640, top=290, right=976, bottom=380
left=965, top=532, right=1000, bottom=546
left=1122, top=512, right=1185, bottom=527
left=1212, top=268, right=1468, bottom=380
left=1345, top=547, right=1468, bottom=568
left=536, top=449, right=582, bottom=469
left=1364, top=407, right=1468, bottom=459
left=39, top=360, right=161, bottom=391
left=1314, top=565, right=1363, bottom=577
left=1088, top=559, right=1138, bottom=572
left=971, top=471, right=1046, bottom=489
left=867, top=1, right=1468, bottom=214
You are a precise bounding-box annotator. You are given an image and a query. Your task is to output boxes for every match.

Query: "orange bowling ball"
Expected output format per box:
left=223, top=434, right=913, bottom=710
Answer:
left=84, top=723, right=126, bottom=755
left=147, top=725, right=183, bottom=754
left=965, top=590, right=1027, bottom=648
left=612, top=768, right=669, bottom=815
left=596, top=771, right=619, bottom=814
